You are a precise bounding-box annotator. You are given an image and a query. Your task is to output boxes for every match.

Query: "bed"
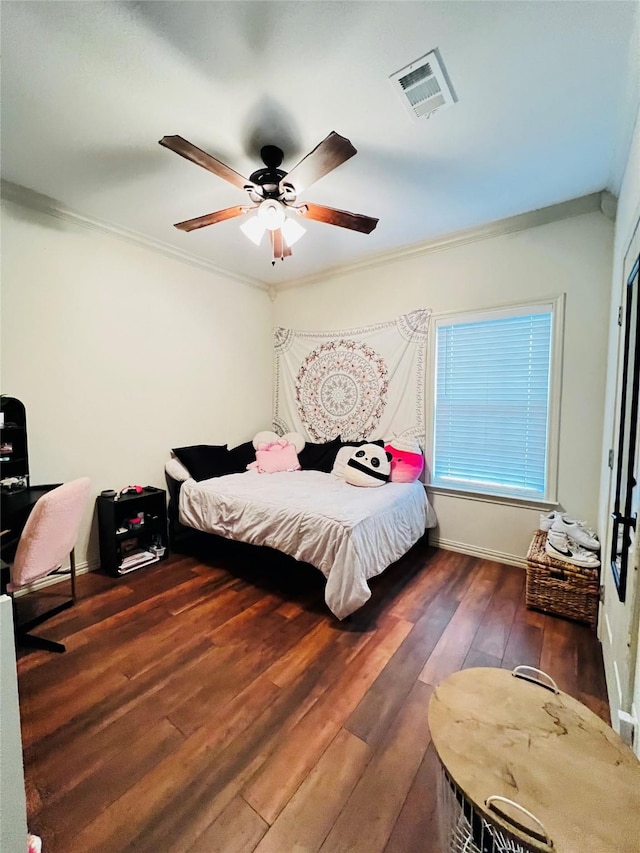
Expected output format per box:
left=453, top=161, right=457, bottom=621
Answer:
left=167, top=463, right=436, bottom=619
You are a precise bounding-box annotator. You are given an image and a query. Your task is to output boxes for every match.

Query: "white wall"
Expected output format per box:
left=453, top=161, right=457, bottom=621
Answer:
left=1, top=200, right=274, bottom=568
left=274, top=211, right=614, bottom=564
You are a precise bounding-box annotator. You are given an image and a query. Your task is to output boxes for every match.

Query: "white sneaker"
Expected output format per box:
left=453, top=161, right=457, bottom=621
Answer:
left=545, top=531, right=600, bottom=568
left=539, top=510, right=560, bottom=531
left=550, top=515, right=599, bottom=551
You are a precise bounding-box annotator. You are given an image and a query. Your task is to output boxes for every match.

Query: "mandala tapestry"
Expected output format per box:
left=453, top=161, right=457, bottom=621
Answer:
left=273, top=309, right=431, bottom=444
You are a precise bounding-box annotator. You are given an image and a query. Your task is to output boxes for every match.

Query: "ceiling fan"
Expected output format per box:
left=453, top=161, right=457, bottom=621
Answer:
left=158, top=131, right=378, bottom=264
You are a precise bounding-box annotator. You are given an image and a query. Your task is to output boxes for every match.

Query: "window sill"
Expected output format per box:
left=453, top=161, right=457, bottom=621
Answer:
left=424, top=483, right=557, bottom=512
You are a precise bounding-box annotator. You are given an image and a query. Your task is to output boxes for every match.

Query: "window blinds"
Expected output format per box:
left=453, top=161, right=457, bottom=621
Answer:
left=433, top=309, right=553, bottom=498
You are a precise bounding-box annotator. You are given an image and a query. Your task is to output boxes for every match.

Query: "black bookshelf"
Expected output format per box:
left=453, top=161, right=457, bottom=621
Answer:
left=97, top=487, right=168, bottom=576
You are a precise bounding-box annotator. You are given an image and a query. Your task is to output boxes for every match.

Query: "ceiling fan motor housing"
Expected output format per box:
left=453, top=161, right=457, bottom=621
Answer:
left=247, top=166, right=288, bottom=197
left=246, top=144, right=298, bottom=202
left=244, top=144, right=285, bottom=200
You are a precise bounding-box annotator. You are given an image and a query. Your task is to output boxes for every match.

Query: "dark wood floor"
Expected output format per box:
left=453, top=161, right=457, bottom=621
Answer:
left=16, top=537, right=609, bottom=853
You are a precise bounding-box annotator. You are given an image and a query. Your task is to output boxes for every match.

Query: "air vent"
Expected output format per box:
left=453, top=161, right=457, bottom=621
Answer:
left=389, top=49, right=457, bottom=121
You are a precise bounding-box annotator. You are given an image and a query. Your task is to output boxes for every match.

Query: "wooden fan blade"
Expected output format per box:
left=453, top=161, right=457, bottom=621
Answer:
left=282, top=131, right=357, bottom=194
left=298, top=202, right=378, bottom=234
left=174, top=205, right=249, bottom=232
left=160, top=135, right=250, bottom=191
left=269, top=228, right=292, bottom=262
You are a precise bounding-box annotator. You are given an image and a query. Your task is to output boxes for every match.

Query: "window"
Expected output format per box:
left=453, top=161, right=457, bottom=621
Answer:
left=432, top=302, right=558, bottom=501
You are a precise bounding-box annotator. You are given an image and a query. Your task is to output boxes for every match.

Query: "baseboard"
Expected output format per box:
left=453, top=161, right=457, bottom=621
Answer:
left=11, top=541, right=526, bottom=594
left=431, top=536, right=527, bottom=569
left=11, top=558, right=100, bottom=598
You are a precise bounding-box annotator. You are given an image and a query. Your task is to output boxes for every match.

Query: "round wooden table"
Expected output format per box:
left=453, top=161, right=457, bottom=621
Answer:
left=428, top=667, right=640, bottom=853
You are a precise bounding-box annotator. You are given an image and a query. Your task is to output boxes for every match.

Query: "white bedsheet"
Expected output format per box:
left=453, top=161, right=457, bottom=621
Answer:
left=179, top=470, right=437, bottom=619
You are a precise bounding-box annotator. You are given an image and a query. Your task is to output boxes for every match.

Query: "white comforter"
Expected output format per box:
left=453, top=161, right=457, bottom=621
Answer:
left=179, top=470, right=436, bottom=619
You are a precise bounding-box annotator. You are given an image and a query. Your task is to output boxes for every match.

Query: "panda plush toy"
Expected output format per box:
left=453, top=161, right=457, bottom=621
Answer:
left=344, top=443, right=392, bottom=487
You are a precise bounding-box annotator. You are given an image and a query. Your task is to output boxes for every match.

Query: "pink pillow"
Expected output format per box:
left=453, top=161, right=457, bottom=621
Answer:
left=247, top=439, right=301, bottom=474
left=384, top=438, right=424, bottom=483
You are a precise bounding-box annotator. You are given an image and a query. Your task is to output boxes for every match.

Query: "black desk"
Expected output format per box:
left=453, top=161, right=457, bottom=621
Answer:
left=1, top=484, right=62, bottom=565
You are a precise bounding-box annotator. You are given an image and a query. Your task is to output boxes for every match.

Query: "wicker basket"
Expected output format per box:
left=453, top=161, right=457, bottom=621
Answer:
left=525, top=530, right=599, bottom=629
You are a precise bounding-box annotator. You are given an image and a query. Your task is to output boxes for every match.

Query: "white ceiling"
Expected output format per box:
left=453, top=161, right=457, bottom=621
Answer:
left=1, top=1, right=637, bottom=288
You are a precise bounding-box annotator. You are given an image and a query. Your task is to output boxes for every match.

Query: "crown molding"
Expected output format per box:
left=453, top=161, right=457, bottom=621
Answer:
left=0, top=180, right=268, bottom=292
left=2, top=180, right=609, bottom=295
left=274, top=192, right=606, bottom=294
left=600, top=189, right=618, bottom=222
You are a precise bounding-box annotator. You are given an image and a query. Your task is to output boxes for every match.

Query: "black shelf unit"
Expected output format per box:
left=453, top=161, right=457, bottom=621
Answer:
left=97, top=487, right=168, bottom=576
left=0, top=396, right=29, bottom=484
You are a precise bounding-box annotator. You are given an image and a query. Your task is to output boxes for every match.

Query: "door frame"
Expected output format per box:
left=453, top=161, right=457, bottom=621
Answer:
left=601, top=214, right=640, bottom=745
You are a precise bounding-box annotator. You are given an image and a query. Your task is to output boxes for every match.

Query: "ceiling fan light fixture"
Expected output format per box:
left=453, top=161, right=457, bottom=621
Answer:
left=240, top=216, right=265, bottom=246
left=281, top=217, right=306, bottom=247
left=257, top=199, right=285, bottom=231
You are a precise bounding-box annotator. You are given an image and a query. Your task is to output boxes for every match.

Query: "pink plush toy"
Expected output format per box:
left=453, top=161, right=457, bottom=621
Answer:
left=246, top=431, right=305, bottom=474
left=384, top=436, right=424, bottom=483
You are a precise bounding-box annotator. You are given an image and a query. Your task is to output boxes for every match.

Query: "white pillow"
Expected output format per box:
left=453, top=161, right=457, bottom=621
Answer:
left=331, top=446, right=354, bottom=480
left=332, top=443, right=387, bottom=480
left=344, top=444, right=391, bottom=487
left=252, top=430, right=306, bottom=452
left=165, top=455, right=191, bottom=482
